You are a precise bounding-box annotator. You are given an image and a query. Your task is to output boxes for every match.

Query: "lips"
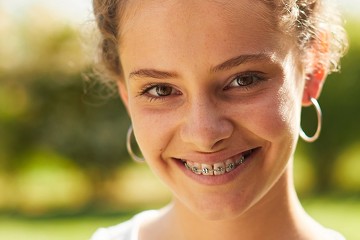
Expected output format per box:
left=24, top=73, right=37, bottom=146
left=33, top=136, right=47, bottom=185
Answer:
left=179, top=148, right=256, bottom=176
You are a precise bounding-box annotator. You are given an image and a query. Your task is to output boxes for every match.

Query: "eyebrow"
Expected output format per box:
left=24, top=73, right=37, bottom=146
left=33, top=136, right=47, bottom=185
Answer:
left=129, top=53, right=273, bottom=80
left=210, top=53, right=273, bottom=73
left=129, top=69, right=178, bottom=80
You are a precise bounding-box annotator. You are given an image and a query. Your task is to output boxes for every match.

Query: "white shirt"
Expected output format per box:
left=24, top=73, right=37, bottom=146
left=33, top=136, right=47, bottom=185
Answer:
left=90, top=210, right=346, bottom=240
left=90, top=210, right=159, bottom=240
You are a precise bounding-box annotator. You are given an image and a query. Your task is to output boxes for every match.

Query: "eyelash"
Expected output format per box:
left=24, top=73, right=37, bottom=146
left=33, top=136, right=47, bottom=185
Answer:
left=138, top=72, right=266, bottom=101
left=138, top=83, right=180, bottom=102
left=224, top=71, right=266, bottom=91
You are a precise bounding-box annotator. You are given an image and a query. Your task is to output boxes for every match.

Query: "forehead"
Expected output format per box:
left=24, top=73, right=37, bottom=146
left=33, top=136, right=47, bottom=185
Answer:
left=120, top=0, right=277, bottom=40
left=119, top=0, right=290, bottom=73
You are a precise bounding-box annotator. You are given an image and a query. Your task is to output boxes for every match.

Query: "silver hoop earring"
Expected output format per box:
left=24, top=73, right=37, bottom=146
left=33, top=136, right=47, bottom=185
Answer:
left=126, top=125, right=145, bottom=162
left=300, top=97, right=322, bottom=143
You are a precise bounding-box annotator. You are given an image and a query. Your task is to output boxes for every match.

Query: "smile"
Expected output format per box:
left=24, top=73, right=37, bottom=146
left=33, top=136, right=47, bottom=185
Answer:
left=181, top=149, right=254, bottom=176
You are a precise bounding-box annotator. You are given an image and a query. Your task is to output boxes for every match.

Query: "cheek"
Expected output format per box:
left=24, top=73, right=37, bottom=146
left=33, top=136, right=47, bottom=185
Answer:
left=251, top=55, right=304, bottom=142
left=270, top=90, right=300, bottom=139
left=252, top=86, right=302, bottom=192
left=226, top=87, right=301, bottom=163
left=129, top=106, right=176, bottom=163
left=256, top=84, right=302, bottom=143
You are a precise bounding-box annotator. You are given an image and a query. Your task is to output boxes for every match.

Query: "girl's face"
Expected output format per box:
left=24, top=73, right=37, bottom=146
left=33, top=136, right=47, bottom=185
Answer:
left=119, top=0, right=305, bottom=220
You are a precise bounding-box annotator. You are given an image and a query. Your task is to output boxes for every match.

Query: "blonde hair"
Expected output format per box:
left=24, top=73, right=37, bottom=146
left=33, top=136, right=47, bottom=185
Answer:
left=275, top=0, right=348, bottom=72
left=92, top=0, right=348, bottom=82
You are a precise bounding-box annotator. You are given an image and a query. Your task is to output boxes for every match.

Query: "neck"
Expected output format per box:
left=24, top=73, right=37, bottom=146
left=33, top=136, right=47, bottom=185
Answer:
left=142, top=163, right=325, bottom=240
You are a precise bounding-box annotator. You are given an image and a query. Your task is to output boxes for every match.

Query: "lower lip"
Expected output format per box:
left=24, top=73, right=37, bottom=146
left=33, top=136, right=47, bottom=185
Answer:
left=175, top=148, right=260, bottom=186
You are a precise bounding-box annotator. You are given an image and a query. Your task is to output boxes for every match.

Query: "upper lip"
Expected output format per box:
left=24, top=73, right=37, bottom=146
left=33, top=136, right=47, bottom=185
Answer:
left=172, top=147, right=259, bottom=164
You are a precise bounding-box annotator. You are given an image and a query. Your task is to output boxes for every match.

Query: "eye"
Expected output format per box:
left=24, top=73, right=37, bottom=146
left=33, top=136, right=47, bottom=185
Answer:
left=225, top=72, right=265, bottom=90
left=149, top=85, right=173, bottom=97
left=138, top=83, right=181, bottom=101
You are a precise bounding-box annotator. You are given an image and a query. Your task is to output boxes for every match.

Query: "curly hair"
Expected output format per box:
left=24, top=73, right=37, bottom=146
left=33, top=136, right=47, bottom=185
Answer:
left=92, top=0, right=348, bottom=83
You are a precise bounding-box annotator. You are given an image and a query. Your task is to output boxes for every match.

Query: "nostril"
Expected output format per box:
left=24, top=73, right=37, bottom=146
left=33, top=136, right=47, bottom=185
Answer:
left=210, top=138, right=226, bottom=151
left=179, top=119, right=234, bottom=152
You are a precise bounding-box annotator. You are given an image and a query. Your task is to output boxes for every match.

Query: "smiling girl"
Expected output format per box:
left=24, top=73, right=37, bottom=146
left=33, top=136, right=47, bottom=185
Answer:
left=90, top=0, right=348, bottom=239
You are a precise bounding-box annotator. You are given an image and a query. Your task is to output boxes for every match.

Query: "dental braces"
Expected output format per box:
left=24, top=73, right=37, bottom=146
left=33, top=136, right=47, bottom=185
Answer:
left=184, top=155, right=245, bottom=175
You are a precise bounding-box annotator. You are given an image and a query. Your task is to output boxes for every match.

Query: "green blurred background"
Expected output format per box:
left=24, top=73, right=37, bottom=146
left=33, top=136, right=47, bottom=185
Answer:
left=0, top=0, right=359, bottom=239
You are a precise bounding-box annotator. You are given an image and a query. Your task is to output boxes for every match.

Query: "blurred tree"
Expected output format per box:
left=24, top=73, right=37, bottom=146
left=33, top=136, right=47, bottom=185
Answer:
left=0, top=7, right=131, bottom=204
left=299, top=22, right=360, bottom=193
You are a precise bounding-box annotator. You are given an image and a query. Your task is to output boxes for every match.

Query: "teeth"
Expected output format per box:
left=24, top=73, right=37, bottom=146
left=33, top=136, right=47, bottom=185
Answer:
left=201, top=163, right=213, bottom=176
left=184, top=162, right=191, bottom=170
left=183, top=151, right=251, bottom=176
left=213, top=162, right=225, bottom=175
left=235, top=155, right=245, bottom=165
left=192, top=162, right=202, bottom=175
left=225, top=159, right=235, bottom=172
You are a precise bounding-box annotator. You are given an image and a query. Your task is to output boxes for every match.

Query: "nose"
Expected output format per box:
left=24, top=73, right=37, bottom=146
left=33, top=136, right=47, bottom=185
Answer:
left=180, top=96, right=233, bottom=152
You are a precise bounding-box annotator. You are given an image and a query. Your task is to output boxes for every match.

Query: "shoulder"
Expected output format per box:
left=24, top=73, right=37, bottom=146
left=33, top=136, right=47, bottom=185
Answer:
left=326, top=228, right=346, bottom=240
left=90, top=210, right=160, bottom=240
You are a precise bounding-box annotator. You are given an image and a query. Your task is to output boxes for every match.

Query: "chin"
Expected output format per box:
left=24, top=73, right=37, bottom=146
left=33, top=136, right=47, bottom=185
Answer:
left=189, top=193, right=253, bottom=222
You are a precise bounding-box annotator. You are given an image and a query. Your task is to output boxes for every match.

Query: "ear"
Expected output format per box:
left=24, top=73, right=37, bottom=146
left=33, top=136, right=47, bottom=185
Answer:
left=302, top=31, right=329, bottom=106
left=118, top=80, right=130, bottom=113
left=302, top=65, right=327, bottom=106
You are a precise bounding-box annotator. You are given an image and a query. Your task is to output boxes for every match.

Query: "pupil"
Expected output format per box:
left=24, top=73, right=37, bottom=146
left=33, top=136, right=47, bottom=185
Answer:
left=156, top=86, right=172, bottom=96
left=237, top=75, right=254, bottom=86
